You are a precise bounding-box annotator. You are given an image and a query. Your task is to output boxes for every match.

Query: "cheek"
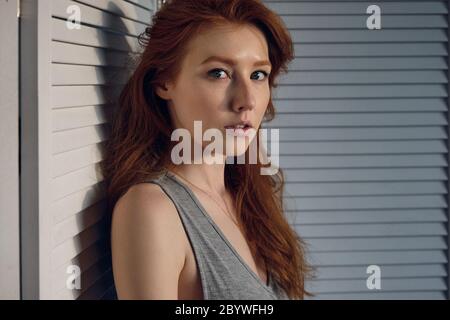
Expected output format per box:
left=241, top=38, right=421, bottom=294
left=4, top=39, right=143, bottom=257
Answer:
left=257, top=89, right=271, bottom=117
left=174, top=85, right=222, bottom=127
left=188, top=85, right=223, bottom=114
left=174, top=81, right=208, bottom=110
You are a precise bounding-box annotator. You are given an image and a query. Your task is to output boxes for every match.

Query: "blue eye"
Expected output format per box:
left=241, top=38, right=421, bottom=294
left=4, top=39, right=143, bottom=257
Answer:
left=208, top=68, right=269, bottom=81
left=252, top=70, right=269, bottom=81
left=208, top=68, right=229, bottom=79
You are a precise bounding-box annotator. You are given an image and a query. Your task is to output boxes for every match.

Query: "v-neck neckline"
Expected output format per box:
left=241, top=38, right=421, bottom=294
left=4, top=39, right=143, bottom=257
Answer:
left=165, top=171, right=276, bottom=294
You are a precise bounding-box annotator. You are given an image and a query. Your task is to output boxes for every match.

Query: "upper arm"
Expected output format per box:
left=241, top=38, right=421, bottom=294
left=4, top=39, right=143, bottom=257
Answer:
left=111, top=182, right=186, bottom=299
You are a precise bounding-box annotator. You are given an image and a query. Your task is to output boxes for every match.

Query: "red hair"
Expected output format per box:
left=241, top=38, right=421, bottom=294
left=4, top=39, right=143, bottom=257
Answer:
left=101, top=0, right=316, bottom=299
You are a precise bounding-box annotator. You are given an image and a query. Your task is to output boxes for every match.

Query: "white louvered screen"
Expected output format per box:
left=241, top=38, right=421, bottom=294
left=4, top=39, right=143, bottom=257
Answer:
left=20, top=0, right=154, bottom=299
left=263, top=0, right=449, bottom=299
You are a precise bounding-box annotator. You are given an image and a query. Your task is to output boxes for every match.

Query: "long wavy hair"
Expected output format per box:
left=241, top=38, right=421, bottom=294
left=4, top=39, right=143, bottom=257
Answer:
left=101, top=0, right=316, bottom=299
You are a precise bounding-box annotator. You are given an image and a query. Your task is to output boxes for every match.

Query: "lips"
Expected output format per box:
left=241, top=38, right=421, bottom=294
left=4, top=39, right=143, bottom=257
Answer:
left=224, top=124, right=251, bottom=129
left=224, top=121, right=254, bottom=137
left=224, top=120, right=253, bottom=130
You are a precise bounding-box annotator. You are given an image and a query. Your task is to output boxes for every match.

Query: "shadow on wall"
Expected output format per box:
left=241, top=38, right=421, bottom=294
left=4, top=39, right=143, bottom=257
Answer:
left=72, top=1, right=142, bottom=300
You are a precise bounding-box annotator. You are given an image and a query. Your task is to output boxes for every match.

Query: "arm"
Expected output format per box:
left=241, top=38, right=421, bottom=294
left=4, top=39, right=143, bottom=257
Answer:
left=111, top=183, right=186, bottom=299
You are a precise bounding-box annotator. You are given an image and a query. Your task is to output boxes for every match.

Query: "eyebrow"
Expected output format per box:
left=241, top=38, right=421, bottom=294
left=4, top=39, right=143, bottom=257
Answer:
left=200, top=55, right=272, bottom=68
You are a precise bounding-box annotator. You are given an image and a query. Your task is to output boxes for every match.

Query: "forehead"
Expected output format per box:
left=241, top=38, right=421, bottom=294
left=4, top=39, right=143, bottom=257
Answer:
left=182, top=23, right=270, bottom=66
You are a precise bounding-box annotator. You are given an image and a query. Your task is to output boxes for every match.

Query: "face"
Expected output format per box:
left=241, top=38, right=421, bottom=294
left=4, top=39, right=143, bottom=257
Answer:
left=156, top=23, right=272, bottom=159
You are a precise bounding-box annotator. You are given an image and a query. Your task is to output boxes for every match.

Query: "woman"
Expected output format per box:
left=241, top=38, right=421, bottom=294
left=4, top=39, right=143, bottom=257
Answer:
left=103, top=0, right=315, bottom=300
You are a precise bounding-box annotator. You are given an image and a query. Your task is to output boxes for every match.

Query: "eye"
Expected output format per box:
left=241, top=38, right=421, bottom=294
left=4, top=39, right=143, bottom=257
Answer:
left=208, top=68, right=229, bottom=79
left=251, top=70, right=269, bottom=81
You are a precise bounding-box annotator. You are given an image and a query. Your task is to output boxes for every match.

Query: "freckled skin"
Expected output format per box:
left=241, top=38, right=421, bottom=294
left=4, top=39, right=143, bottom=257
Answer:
left=156, top=23, right=272, bottom=160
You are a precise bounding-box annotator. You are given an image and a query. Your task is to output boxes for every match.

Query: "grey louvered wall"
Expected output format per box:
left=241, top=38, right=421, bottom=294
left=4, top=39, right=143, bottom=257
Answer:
left=21, top=0, right=153, bottom=299
left=263, top=0, right=449, bottom=299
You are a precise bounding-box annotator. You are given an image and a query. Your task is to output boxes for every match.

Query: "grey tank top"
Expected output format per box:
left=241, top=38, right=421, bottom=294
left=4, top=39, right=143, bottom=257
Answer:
left=146, top=170, right=289, bottom=300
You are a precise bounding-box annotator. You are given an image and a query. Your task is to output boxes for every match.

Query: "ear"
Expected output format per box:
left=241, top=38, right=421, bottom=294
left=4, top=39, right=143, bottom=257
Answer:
left=154, top=82, right=172, bottom=100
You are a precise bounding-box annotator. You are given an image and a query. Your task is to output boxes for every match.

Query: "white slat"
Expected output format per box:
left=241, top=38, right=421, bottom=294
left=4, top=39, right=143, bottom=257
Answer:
left=52, top=0, right=148, bottom=37
left=45, top=0, right=151, bottom=298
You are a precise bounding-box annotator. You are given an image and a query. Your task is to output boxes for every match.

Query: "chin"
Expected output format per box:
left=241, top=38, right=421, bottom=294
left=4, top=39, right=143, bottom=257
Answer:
left=225, top=142, right=250, bottom=158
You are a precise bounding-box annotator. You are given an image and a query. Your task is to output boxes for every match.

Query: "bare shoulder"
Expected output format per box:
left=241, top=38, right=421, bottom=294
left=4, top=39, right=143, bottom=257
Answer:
left=111, top=182, right=187, bottom=299
left=112, top=182, right=181, bottom=229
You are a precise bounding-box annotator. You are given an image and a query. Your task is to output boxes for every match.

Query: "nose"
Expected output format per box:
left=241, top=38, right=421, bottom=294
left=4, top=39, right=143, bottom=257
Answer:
left=231, top=77, right=256, bottom=113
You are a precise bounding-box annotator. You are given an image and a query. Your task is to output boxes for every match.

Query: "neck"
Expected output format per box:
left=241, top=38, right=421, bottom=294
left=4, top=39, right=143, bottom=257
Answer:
left=168, top=162, right=227, bottom=196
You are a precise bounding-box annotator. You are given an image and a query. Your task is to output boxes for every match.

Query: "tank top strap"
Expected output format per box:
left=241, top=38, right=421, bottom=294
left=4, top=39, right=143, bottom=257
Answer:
left=142, top=170, right=288, bottom=300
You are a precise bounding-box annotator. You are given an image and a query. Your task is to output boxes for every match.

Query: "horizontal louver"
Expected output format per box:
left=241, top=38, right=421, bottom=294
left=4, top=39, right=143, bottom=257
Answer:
left=49, top=0, right=153, bottom=299
left=263, top=0, right=449, bottom=299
